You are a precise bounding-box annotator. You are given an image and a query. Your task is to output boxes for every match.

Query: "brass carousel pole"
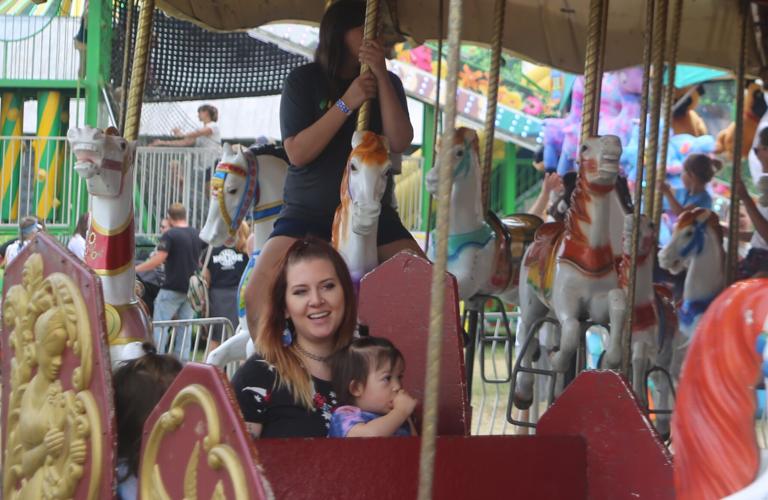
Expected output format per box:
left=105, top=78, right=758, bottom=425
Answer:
left=580, top=0, right=608, bottom=144
left=479, top=0, right=506, bottom=213
left=356, top=0, right=380, bottom=132
left=118, top=0, right=135, bottom=133
left=725, top=0, right=749, bottom=285
left=652, top=0, right=684, bottom=230
left=621, top=0, right=655, bottom=378
left=123, top=0, right=155, bottom=141
left=417, top=0, right=463, bottom=497
left=643, top=0, right=669, bottom=217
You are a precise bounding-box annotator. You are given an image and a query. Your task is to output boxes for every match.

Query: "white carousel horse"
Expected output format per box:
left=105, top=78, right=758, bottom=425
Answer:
left=424, top=127, right=542, bottom=302
left=673, top=278, right=768, bottom=500
left=331, top=130, right=392, bottom=286
left=514, top=135, right=627, bottom=409
left=200, top=143, right=288, bottom=367
left=67, top=126, right=152, bottom=370
left=658, top=207, right=726, bottom=339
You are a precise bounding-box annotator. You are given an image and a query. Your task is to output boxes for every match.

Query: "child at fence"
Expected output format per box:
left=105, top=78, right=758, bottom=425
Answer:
left=329, top=336, right=417, bottom=437
left=113, top=343, right=183, bottom=500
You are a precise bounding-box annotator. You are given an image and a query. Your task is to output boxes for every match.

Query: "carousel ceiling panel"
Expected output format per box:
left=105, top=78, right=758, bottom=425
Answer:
left=156, top=0, right=760, bottom=75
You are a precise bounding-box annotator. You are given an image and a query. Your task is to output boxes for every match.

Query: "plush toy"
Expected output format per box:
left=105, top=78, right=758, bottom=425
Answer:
left=715, top=81, right=768, bottom=159
left=671, top=85, right=709, bottom=137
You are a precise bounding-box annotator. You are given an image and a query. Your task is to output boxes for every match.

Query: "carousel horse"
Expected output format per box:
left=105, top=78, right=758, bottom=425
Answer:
left=67, top=126, right=152, bottom=370
left=657, top=207, right=725, bottom=339
left=673, top=278, right=768, bottom=500
left=424, top=127, right=542, bottom=302
left=331, top=130, right=392, bottom=286
left=200, top=143, right=288, bottom=367
left=514, top=135, right=628, bottom=409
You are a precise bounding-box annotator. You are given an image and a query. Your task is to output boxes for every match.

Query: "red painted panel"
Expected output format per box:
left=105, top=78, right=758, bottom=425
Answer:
left=257, top=435, right=587, bottom=499
left=138, top=363, right=270, bottom=499
left=358, top=252, right=470, bottom=436
left=537, top=371, right=674, bottom=500
left=1, top=233, right=115, bottom=499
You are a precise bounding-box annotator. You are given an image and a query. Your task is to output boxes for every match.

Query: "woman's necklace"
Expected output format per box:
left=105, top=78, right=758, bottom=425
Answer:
left=294, top=342, right=331, bottom=363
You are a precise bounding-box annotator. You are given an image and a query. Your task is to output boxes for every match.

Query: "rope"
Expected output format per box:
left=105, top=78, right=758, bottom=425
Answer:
left=423, top=0, right=445, bottom=254
left=356, top=0, right=380, bottom=132
left=118, top=0, right=135, bottom=133
left=416, top=0, right=463, bottom=497
left=621, top=0, right=655, bottom=378
left=592, top=0, right=610, bottom=133
left=643, top=0, right=669, bottom=218
left=726, top=0, right=749, bottom=285
left=652, top=0, right=684, bottom=230
left=580, top=0, right=607, bottom=143
left=123, top=0, right=155, bottom=141
left=480, top=0, right=506, bottom=214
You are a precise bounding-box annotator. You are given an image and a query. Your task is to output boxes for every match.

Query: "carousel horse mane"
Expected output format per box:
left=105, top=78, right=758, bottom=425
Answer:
left=672, top=278, right=768, bottom=499
left=247, top=143, right=289, bottom=163
left=676, top=207, right=724, bottom=248
left=332, top=131, right=389, bottom=247
left=564, top=160, right=615, bottom=246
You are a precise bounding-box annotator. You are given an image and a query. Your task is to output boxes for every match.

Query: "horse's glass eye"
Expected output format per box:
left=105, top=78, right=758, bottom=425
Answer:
left=581, top=145, right=588, bottom=152
left=350, top=163, right=358, bottom=172
left=227, top=187, right=238, bottom=194
left=456, top=150, right=464, bottom=157
left=685, top=229, right=693, bottom=237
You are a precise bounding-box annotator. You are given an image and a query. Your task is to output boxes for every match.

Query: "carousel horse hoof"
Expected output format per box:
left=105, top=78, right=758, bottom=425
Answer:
left=513, top=393, right=533, bottom=410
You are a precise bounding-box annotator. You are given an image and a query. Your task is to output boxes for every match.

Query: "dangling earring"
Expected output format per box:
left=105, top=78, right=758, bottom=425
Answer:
left=282, top=318, right=294, bottom=347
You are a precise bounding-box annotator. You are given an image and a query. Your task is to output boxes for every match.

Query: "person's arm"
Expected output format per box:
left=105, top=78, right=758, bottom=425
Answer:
left=244, top=422, right=263, bottom=439
left=359, top=40, right=413, bottom=153
left=283, top=72, right=378, bottom=167
left=736, top=178, right=768, bottom=242
left=135, top=250, right=167, bottom=273
left=202, top=268, right=211, bottom=288
left=150, top=137, right=196, bottom=147
left=346, top=390, right=417, bottom=438
left=661, top=183, right=686, bottom=215
left=527, top=173, right=562, bottom=219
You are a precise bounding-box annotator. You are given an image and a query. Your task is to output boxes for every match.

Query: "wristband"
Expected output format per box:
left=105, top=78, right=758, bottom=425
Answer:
left=335, top=99, right=351, bottom=115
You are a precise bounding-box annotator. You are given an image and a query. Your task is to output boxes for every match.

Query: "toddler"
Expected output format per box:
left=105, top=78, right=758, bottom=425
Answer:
left=329, top=337, right=417, bottom=437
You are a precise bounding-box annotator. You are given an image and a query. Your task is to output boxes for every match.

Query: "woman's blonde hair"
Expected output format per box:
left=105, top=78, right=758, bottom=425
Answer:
left=255, top=238, right=356, bottom=410
left=235, top=221, right=250, bottom=254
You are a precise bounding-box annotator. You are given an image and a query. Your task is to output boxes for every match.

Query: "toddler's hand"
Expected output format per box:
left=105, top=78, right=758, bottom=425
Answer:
left=661, top=182, right=672, bottom=195
left=542, top=172, right=563, bottom=194
left=393, top=389, right=417, bottom=416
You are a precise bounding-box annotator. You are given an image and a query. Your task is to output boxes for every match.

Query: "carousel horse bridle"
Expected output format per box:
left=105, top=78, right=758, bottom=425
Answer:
left=211, top=151, right=258, bottom=236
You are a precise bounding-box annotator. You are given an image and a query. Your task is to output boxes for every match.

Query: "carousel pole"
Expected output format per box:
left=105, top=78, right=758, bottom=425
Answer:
left=479, top=0, right=506, bottom=213
left=417, top=0, right=462, bottom=498
left=580, top=0, right=608, bottom=143
left=356, top=0, right=380, bottom=132
left=725, top=0, right=749, bottom=285
left=118, top=0, right=136, bottom=133
left=123, top=0, right=155, bottom=141
left=621, top=0, right=655, bottom=378
left=643, top=0, right=669, bottom=217
left=652, top=0, right=684, bottom=230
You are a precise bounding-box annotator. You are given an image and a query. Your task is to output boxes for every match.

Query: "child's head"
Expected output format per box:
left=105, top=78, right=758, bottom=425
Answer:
left=682, top=154, right=721, bottom=190
left=113, top=343, right=182, bottom=480
left=332, top=336, right=405, bottom=414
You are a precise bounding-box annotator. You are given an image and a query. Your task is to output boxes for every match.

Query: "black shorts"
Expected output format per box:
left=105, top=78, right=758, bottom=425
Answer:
left=269, top=205, right=412, bottom=246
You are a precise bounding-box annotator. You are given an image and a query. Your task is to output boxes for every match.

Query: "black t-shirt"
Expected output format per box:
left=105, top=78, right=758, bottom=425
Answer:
left=231, top=355, right=338, bottom=438
left=156, top=226, right=203, bottom=293
left=205, top=246, right=248, bottom=289
left=279, top=62, right=408, bottom=223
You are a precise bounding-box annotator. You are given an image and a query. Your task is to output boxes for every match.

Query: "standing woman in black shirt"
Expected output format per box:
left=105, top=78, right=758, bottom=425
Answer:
left=243, top=0, right=423, bottom=331
left=231, top=238, right=356, bottom=438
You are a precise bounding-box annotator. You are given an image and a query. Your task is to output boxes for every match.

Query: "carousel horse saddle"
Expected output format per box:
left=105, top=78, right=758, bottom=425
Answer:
left=524, top=221, right=565, bottom=294
left=485, top=212, right=543, bottom=292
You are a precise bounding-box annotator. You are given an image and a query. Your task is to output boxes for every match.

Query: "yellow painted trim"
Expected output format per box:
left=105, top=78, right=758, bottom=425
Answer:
left=91, top=260, right=133, bottom=277
left=90, top=213, right=133, bottom=236
left=253, top=199, right=282, bottom=212
left=108, top=336, right=147, bottom=346
left=79, top=391, right=103, bottom=500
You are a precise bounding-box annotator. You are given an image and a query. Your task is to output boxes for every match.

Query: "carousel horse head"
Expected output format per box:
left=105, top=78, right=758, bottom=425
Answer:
left=673, top=278, right=768, bottom=499
left=200, top=143, right=258, bottom=247
left=658, top=207, right=723, bottom=275
left=425, top=127, right=480, bottom=197
left=577, top=135, right=622, bottom=190
left=622, top=213, right=655, bottom=258
left=335, top=131, right=391, bottom=238
left=68, top=126, right=133, bottom=198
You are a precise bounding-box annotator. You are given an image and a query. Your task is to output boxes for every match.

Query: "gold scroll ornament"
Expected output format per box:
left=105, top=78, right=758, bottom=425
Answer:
left=2, top=253, right=102, bottom=500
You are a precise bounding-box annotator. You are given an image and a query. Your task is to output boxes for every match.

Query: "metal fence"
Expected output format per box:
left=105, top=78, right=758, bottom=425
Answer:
left=393, top=155, right=423, bottom=232
left=153, top=316, right=240, bottom=377
left=0, top=15, right=82, bottom=81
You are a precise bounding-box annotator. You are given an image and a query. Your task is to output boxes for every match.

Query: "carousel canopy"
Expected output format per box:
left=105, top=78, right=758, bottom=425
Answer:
left=156, top=0, right=763, bottom=76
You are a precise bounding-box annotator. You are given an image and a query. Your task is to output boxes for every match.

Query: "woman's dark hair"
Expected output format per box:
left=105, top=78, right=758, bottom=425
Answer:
left=74, top=212, right=89, bottom=238
left=256, top=236, right=357, bottom=409
left=315, top=0, right=366, bottom=100
left=197, top=104, right=218, bottom=122
left=684, top=154, right=722, bottom=184
left=113, top=343, right=182, bottom=481
left=331, top=336, right=404, bottom=406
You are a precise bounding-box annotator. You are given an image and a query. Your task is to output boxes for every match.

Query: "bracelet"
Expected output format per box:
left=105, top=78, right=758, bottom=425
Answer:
left=335, top=99, right=351, bottom=115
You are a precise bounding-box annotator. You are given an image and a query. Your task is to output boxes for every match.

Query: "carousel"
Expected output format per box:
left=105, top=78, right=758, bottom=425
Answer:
left=2, top=0, right=767, bottom=499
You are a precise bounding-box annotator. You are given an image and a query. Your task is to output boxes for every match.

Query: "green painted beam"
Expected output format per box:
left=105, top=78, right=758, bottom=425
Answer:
left=84, top=0, right=112, bottom=127
left=0, top=80, right=80, bottom=90
left=503, top=142, right=518, bottom=215
left=420, top=103, right=437, bottom=232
